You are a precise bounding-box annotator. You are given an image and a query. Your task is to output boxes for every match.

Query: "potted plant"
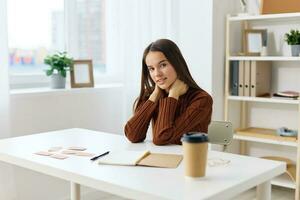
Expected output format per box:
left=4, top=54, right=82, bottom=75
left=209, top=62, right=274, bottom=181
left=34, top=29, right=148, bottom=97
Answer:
left=44, top=52, right=73, bottom=89
left=284, top=29, right=300, bottom=56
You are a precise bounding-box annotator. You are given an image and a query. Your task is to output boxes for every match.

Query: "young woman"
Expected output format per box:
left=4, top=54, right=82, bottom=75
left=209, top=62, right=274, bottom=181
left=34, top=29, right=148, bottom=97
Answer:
left=124, top=39, right=213, bottom=145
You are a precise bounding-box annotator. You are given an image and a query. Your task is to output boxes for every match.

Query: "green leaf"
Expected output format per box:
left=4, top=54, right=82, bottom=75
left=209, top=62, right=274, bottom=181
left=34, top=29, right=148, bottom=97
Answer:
left=43, top=51, right=74, bottom=76
left=46, top=69, right=53, bottom=76
left=285, top=29, right=300, bottom=45
left=60, top=70, right=67, bottom=78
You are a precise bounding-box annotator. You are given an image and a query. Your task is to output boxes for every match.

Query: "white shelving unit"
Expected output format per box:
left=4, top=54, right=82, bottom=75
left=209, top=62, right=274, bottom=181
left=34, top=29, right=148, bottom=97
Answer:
left=229, top=12, right=300, bottom=21
left=229, top=56, right=300, bottom=61
left=233, top=134, right=297, bottom=147
left=228, top=95, right=299, bottom=105
left=224, top=12, right=300, bottom=199
left=272, top=174, right=296, bottom=189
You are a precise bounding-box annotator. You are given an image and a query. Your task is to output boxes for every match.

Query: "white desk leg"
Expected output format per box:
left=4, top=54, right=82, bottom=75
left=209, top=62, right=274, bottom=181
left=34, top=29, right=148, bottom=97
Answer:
left=256, top=181, right=271, bottom=200
left=71, top=182, right=80, bottom=200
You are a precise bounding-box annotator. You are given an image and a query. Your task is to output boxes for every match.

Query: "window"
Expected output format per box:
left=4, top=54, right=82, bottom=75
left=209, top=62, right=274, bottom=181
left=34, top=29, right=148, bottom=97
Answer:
left=8, top=0, right=107, bottom=87
left=7, top=0, right=65, bottom=75
left=74, top=0, right=106, bottom=74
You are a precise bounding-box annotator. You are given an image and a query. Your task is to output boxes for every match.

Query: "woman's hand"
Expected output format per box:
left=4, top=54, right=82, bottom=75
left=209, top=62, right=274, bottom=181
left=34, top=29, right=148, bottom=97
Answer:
left=168, top=79, right=188, bottom=100
left=149, top=84, right=163, bottom=103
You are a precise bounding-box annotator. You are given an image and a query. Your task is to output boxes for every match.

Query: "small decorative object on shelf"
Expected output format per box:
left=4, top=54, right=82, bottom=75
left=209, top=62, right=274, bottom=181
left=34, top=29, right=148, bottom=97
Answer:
left=237, top=0, right=249, bottom=16
left=261, top=30, right=268, bottom=56
left=272, top=91, right=299, bottom=100
left=276, top=127, right=298, bottom=137
left=260, top=46, right=268, bottom=56
left=44, top=52, right=74, bottom=89
left=70, top=60, right=94, bottom=88
left=284, top=29, right=300, bottom=56
left=243, top=29, right=267, bottom=56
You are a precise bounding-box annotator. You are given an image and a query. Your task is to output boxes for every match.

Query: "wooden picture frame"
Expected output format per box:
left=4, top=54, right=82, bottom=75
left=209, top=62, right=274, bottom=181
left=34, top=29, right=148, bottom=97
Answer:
left=243, top=29, right=267, bottom=56
left=70, top=60, right=94, bottom=88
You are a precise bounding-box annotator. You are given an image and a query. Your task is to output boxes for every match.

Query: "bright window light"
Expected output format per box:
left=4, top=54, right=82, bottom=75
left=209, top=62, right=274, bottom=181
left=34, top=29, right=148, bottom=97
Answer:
left=7, top=0, right=107, bottom=76
left=7, top=0, right=65, bottom=75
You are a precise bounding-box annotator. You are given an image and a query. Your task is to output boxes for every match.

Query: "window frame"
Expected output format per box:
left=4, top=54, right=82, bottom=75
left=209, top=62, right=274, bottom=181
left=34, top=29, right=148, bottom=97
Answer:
left=9, top=0, right=117, bottom=89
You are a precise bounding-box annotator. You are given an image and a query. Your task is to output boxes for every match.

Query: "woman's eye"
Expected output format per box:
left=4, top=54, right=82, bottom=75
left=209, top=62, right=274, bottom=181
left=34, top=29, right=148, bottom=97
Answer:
left=161, top=63, right=167, bottom=67
left=148, top=68, right=154, bottom=72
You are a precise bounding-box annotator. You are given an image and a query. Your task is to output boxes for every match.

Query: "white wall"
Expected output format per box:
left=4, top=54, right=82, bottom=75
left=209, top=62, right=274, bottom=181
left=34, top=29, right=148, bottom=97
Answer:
left=178, top=0, right=213, bottom=94
left=212, top=0, right=240, bottom=120
left=0, top=0, right=17, bottom=198
left=11, top=86, right=125, bottom=136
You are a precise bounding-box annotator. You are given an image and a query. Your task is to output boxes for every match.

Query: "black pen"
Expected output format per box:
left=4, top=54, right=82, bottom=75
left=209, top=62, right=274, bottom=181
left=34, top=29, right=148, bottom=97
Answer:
left=90, top=151, right=110, bottom=161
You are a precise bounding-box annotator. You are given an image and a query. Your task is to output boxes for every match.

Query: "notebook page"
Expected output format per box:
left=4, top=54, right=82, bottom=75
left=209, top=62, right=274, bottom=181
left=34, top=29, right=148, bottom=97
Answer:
left=98, top=150, right=150, bottom=166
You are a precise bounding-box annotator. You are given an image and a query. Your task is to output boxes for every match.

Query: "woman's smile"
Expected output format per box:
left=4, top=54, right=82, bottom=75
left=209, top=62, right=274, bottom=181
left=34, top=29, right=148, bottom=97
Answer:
left=156, top=77, right=167, bottom=85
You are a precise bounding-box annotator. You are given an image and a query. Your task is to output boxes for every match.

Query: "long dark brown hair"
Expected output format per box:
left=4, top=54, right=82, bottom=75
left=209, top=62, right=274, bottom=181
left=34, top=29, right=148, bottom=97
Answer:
left=134, top=39, right=201, bottom=111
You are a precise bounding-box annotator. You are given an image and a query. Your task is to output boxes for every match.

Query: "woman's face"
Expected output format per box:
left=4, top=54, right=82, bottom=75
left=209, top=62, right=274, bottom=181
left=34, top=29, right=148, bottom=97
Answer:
left=145, top=51, right=177, bottom=91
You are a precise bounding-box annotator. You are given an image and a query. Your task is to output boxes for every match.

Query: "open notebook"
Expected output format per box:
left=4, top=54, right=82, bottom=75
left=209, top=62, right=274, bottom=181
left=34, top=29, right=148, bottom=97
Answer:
left=98, top=150, right=182, bottom=168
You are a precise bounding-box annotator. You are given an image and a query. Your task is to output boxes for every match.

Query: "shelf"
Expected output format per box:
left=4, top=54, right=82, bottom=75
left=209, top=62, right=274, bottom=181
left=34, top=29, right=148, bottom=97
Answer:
left=226, top=11, right=300, bottom=191
left=272, top=173, right=296, bottom=189
left=234, top=127, right=297, bottom=147
left=227, top=96, right=299, bottom=105
left=229, top=12, right=300, bottom=22
left=229, top=56, right=300, bottom=61
left=10, top=83, right=124, bottom=96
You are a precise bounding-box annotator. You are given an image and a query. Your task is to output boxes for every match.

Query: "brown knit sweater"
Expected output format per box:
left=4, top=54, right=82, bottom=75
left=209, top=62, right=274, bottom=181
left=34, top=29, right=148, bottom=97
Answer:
left=124, top=88, right=213, bottom=145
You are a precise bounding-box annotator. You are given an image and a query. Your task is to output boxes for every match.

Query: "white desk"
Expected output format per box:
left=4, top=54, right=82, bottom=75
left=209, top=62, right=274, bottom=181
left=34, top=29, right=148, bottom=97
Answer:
left=0, top=128, right=285, bottom=200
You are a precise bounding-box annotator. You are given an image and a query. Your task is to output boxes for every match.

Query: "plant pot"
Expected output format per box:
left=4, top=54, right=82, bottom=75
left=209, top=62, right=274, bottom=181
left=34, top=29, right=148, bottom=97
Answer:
left=291, top=45, right=300, bottom=56
left=50, top=74, right=66, bottom=89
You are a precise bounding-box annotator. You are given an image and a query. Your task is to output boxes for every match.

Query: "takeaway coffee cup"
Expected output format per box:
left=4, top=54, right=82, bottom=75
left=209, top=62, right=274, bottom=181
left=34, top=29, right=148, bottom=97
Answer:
left=181, top=132, right=208, bottom=178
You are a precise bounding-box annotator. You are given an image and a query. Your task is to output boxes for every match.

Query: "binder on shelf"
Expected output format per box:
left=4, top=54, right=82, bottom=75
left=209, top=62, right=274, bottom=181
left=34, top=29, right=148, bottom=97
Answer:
left=230, top=61, right=239, bottom=96
left=238, top=61, right=244, bottom=96
left=244, top=61, right=251, bottom=96
left=250, top=61, right=271, bottom=97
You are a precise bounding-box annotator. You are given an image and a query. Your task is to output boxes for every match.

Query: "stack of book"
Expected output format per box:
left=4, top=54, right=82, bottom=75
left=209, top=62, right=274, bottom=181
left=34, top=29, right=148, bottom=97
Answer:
left=272, top=91, right=299, bottom=100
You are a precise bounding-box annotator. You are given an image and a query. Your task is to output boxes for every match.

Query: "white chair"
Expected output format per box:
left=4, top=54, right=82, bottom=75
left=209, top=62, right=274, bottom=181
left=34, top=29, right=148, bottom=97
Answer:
left=208, top=121, right=233, bottom=151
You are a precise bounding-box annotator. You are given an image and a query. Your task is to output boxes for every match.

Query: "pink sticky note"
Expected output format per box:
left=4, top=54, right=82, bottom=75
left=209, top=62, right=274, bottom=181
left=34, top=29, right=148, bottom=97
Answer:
left=50, top=154, right=69, bottom=160
left=35, top=151, right=53, bottom=156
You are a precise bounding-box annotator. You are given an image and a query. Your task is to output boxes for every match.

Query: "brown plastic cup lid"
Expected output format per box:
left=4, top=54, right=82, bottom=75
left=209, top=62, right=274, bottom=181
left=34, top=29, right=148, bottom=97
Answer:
left=181, top=132, right=208, bottom=143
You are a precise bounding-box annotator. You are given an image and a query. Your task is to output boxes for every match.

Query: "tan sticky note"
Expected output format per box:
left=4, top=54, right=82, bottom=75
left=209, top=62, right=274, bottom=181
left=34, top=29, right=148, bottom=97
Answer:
left=35, top=151, right=53, bottom=156
left=75, top=152, right=95, bottom=157
left=48, top=146, right=63, bottom=152
left=51, top=154, right=69, bottom=160
left=68, top=146, right=86, bottom=151
left=61, top=150, right=77, bottom=155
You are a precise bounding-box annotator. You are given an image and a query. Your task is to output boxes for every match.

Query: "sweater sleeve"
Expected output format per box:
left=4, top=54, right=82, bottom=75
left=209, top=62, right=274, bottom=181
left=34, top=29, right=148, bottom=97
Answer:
left=153, top=95, right=213, bottom=145
left=124, top=100, right=157, bottom=143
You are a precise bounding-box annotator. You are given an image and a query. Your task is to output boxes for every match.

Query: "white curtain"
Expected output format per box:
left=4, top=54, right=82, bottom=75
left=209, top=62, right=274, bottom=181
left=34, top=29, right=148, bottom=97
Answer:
left=0, top=0, right=16, bottom=199
left=106, top=0, right=180, bottom=124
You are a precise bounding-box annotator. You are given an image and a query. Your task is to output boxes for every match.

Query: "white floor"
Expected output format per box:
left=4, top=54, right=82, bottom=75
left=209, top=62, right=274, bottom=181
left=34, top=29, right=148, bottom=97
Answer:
left=80, top=186, right=295, bottom=200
